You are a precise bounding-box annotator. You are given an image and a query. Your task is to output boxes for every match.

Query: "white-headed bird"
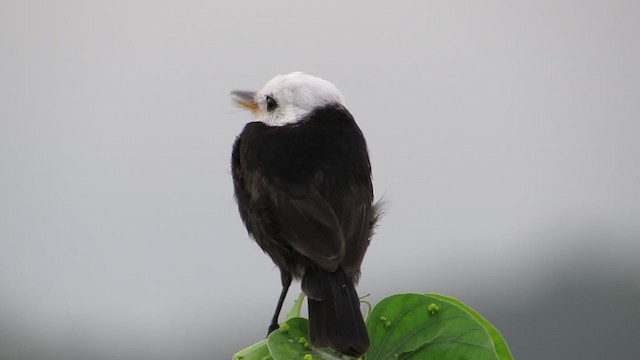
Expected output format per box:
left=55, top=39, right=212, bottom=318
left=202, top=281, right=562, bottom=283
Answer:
left=231, top=72, right=380, bottom=357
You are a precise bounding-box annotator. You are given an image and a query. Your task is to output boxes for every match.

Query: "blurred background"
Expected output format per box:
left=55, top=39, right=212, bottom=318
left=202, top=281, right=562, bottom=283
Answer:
left=1, top=1, right=639, bottom=359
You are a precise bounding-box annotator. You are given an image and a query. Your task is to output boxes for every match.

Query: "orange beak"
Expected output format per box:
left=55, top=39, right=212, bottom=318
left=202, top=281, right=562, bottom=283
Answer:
left=231, top=90, right=258, bottom=114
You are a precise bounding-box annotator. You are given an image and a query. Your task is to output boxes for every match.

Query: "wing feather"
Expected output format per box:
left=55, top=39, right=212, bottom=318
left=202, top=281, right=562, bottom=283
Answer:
left=273, top=184, right=345, bottom=272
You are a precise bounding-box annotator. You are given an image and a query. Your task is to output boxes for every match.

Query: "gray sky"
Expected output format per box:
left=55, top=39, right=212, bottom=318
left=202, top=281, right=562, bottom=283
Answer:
left=1, top=1, right=639, bottom=359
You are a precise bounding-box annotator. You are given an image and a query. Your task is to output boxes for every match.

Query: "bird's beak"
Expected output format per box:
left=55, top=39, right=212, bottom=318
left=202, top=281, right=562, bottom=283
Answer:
left=231, top=90, right=259, bottom=114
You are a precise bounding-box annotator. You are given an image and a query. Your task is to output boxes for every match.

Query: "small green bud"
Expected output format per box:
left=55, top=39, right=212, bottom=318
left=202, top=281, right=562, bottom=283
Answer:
left=298, top=336, right=308, bottom=344
left=304, top=354, right=313, bottom=360
left=428, top=303, right=440, bottom=315
left=379, top=316, right=391, bottom=327
left=280, top=323, right=289, bottom=331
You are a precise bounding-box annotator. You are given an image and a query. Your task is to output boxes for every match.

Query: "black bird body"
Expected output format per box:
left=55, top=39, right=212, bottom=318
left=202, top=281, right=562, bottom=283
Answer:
left=231, top=73, right=378, bottom=357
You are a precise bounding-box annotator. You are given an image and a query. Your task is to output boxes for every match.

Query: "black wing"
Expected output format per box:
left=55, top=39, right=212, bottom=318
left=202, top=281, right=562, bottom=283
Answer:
left=271, top=182, right=346, bottom=272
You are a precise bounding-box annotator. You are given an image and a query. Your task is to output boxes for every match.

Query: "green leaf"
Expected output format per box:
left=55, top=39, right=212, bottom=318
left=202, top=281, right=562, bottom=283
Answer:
left=285, top=293, right=306, bottom=321
left=365, top=294, right=498, bottom=360
left=429, top=294, right=513, bottom=360
left=232, top=338, right=271, bottom=360
left=267, top=317, right=356, bottom=360
left=234, top=292, right=511, bottom=360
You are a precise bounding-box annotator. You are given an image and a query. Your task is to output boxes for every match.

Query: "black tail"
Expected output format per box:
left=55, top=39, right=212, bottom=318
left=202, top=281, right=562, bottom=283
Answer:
left=303, top=267, right=369, bottom=357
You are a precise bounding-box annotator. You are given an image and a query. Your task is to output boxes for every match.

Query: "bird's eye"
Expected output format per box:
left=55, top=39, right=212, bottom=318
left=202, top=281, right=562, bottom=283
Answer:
left=266, top=95, right=278, bottom=111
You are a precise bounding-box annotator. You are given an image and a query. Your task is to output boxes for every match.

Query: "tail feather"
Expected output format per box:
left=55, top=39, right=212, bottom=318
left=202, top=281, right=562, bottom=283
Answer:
left=304, top=268, right=369, bottom=357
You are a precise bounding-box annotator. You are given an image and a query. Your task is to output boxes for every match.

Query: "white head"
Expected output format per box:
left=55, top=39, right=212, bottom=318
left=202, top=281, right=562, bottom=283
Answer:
left=231, top=72, right=346, bottom=126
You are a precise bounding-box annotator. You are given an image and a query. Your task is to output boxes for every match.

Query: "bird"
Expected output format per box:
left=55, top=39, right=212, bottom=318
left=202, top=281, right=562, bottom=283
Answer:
left=230, top=72, right=380, bottom=357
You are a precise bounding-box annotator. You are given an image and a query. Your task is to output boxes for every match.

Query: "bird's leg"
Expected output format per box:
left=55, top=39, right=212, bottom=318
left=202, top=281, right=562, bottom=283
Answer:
left=267, top=272, right=292, bottom=335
